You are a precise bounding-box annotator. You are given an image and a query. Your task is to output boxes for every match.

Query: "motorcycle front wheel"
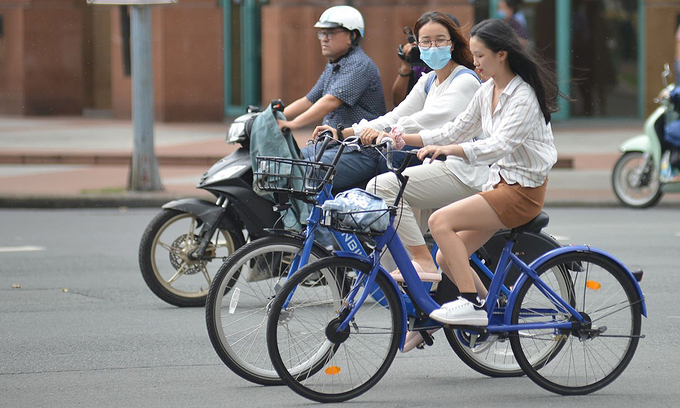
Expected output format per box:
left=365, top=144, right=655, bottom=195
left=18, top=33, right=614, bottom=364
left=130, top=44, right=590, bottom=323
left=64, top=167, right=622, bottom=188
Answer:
left=612, top=151, right=663, bottom=208
left=139, top=209, right=245, bottom=307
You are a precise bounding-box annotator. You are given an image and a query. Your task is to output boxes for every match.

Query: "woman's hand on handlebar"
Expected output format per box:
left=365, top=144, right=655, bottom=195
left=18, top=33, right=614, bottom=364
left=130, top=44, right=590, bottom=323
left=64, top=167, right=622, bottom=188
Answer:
left=359, top=128, right=381, bottom=145
left=417, top=144, right=457, bottom=163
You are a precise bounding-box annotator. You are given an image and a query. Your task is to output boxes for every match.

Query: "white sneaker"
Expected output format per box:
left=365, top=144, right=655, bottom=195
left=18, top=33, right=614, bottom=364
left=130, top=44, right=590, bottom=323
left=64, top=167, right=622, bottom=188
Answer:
left=441, top=296, right=485, bottom=310
left=430, top=297, right=488, bottom=326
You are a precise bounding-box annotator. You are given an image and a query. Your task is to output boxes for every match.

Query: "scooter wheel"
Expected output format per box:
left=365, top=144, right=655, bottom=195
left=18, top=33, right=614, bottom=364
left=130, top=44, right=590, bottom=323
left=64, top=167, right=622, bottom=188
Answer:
left=139, top=209, right=245, bottom=306
left=612, top=151, right=663, bottom=208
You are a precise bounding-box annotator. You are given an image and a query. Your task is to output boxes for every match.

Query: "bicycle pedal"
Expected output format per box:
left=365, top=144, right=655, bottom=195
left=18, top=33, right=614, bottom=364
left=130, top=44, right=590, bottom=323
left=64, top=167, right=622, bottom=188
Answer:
left=415, top=336, right=434, bottom=350
left=421, top=330, right=435, bottom=346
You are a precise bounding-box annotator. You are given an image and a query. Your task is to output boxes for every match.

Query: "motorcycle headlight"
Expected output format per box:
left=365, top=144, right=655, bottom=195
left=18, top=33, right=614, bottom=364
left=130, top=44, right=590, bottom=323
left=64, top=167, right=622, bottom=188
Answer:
left=203, top=164, right=249, bottom=185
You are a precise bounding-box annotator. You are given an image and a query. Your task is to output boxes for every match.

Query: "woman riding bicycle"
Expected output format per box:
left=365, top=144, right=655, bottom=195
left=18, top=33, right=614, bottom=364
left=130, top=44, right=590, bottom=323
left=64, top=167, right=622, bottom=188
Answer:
left=404, top=18, right=559, bottom=326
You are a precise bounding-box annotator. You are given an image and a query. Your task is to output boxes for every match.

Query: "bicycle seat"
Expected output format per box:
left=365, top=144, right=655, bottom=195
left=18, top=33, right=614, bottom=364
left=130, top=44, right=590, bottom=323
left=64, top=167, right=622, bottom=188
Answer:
left=512, top=211, right=549, bottom=234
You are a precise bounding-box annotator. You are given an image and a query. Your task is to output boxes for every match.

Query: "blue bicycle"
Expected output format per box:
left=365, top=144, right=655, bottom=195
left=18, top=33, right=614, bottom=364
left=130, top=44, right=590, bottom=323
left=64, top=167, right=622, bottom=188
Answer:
left=265, top=141, right=646, bottom=402
left=206, top=135, right=561, bottom=385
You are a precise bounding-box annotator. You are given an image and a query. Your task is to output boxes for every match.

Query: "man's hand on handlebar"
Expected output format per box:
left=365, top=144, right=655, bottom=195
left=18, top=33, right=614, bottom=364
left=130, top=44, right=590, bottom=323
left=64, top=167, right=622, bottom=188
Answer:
left=312, top=125, right=338, bottom=140
left=277, top=119, right=295, bottom=132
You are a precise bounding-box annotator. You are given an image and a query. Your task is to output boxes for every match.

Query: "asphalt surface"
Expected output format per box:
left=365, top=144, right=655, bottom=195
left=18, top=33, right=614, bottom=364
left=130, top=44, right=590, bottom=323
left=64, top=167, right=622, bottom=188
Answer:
left=1, top=207, right=677, bottom=407
left=1, top=115, right=679, bottom=208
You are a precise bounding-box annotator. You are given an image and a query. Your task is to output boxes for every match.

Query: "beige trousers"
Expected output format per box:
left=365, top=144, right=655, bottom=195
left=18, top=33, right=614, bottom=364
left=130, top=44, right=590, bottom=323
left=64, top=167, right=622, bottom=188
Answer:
left=365, top=161, right=480, bottom=247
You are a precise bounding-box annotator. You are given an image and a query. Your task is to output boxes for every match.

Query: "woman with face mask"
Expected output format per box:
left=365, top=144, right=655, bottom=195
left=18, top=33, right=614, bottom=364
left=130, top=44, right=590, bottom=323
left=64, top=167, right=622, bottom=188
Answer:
left=352, top=12, right=493, bottom=352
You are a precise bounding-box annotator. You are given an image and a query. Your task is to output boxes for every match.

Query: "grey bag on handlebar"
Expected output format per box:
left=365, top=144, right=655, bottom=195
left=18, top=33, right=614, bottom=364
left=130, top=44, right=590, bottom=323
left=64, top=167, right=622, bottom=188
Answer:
left=249, top=104, right=311, bottom=230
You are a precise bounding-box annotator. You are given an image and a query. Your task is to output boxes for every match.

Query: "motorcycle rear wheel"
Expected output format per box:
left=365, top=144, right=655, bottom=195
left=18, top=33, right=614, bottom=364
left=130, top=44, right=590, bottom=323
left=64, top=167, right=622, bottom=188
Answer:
left=139, top=209, right=245, bottom=307
left=612, top=151, right=663, bottom=208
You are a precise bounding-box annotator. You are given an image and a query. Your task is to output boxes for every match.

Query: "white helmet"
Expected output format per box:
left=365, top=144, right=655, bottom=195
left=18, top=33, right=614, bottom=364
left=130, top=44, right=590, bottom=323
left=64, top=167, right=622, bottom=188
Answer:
left=314, top=5, right=365, bottom=38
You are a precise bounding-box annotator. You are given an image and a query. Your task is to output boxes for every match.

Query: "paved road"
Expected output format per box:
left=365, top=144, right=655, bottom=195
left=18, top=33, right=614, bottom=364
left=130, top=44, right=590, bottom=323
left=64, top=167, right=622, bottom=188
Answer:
left=0, top=208, right=678, bottom=407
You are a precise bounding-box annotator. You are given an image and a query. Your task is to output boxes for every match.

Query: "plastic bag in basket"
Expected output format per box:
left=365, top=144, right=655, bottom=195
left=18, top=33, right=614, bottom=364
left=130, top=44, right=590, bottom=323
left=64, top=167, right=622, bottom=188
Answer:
left=321, top=188, right=389, bottom=233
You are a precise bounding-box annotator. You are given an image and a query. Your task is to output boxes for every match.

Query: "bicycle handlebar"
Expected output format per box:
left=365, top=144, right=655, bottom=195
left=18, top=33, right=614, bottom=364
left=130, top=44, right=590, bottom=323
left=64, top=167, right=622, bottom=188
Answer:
left=369, top=141, right=447, bottom=207
left=310, top=131, right=362, bottom=168
left=313, top=131, right=333, bottom=163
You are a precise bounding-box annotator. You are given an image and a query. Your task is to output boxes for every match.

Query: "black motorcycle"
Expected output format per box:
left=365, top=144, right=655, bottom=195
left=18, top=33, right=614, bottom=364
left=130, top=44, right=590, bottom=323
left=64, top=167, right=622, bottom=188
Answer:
left=139, top=103, right=284, bottom=306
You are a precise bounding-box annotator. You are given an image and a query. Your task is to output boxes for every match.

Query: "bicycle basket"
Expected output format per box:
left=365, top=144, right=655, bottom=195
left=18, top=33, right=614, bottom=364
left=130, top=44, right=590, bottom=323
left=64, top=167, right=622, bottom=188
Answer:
left=321, top=207, right=394, bottom=236
left=320, top=188, right=394, bottom=236
left=254, top=156, right=335, bottom=196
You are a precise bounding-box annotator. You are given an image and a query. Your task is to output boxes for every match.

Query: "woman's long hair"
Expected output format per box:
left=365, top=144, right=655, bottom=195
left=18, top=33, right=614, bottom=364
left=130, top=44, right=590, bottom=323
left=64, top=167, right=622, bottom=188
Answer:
left=414, top=12, right=475, bottom=71
left=471, top=19, right=559, bottom=124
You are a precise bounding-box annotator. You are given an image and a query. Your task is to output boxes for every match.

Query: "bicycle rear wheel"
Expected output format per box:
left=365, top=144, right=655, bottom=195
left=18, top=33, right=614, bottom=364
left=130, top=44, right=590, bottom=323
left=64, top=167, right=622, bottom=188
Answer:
left=205, top=235, right=331, bottom=385
left=510, top=251, right=642, bottom=395
left=267, top=257, right=402, bottom=403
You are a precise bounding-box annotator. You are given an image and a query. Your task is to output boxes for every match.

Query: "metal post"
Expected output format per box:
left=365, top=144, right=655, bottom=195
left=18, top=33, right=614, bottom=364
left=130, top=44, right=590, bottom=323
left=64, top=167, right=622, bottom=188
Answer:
left=129, top=5, right=163, bottom=191
left=222, top=0, right=232, bottom=117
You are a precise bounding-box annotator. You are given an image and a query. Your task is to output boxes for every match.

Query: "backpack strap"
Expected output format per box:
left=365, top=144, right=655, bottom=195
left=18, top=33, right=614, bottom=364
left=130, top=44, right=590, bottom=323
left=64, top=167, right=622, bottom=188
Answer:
left=424, top=67, right=482, bottom=95
left=424, top=73, right=437, bottom=95
left=453, top=67, right=482, bottom=83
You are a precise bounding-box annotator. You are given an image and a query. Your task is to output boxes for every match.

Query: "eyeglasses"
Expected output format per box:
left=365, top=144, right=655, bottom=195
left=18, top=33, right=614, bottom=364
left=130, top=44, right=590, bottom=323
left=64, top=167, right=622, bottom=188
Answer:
left=418, top=38, right=452, bottom=49
left=317, top=30, right=344, bottom=41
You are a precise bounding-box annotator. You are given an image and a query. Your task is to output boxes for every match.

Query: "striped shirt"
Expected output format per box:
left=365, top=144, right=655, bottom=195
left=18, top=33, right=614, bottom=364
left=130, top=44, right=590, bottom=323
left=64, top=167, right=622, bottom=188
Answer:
left=419, top=75, right=557, bottom=191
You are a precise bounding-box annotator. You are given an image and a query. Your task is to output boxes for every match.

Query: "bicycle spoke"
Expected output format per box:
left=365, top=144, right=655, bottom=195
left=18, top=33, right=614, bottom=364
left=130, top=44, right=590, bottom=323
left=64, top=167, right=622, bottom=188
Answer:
left=510, top=252, right=642, bottom=395
left=205, top=237, right=333, bottom=386
left=267, top=259, right=401, bottom=403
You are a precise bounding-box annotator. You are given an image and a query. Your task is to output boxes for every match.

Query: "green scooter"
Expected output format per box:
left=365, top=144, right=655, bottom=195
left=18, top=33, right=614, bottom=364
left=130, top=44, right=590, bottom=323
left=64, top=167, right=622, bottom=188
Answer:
left=612, top=63, right=680, bottom=207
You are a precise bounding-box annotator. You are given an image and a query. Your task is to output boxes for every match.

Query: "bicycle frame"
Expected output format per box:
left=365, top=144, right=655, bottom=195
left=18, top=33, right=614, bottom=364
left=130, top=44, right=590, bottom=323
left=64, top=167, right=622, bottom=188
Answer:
left=333, top=214, right=647, bottom=344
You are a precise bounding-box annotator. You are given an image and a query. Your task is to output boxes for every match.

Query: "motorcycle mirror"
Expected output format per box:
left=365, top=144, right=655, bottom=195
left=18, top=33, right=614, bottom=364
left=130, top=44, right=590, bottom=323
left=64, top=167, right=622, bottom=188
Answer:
left=662, top=63, right=671, bottom=87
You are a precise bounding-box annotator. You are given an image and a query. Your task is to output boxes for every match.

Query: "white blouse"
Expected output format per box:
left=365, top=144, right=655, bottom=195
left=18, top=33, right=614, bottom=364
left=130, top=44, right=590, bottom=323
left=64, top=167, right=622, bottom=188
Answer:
left=351, top=65, right=488, bottom=190
left=419, top=75, right=557, bottom=191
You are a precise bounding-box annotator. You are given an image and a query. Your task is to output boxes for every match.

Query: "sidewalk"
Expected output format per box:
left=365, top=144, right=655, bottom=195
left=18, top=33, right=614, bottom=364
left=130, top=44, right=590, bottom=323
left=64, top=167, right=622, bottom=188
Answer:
left=0, top=115, right=678, bottom=208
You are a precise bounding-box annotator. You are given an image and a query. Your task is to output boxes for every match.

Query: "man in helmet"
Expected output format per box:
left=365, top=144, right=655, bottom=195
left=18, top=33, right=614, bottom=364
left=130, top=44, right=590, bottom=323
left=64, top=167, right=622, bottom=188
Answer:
left=278, top=5, right=386, bottom=131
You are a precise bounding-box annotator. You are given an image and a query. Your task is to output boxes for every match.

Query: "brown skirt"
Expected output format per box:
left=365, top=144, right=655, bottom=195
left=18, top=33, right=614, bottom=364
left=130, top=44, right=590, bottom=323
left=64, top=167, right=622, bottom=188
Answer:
left=479, top=177, right=548, bottom=229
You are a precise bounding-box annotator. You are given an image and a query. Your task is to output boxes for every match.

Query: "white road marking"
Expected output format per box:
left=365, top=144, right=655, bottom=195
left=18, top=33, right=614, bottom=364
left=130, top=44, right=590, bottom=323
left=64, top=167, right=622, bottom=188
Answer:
left=0, top=246, right=46, bottom=253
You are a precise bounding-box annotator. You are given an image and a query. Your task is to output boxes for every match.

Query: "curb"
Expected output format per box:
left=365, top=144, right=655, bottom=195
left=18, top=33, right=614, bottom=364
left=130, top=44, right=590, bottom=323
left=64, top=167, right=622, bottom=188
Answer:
left=0, top=153, right=221, bottom=167
left=0, top=193, right=196, bottom=209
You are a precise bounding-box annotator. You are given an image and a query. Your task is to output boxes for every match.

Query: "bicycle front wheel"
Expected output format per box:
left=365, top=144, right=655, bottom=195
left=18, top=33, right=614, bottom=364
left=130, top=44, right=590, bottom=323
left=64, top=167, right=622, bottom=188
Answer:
left=267, top=257, right=403, bottom=403
left=510, top=252, right=642, bottom=395
left=205, top=235, right=331, bottom=385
